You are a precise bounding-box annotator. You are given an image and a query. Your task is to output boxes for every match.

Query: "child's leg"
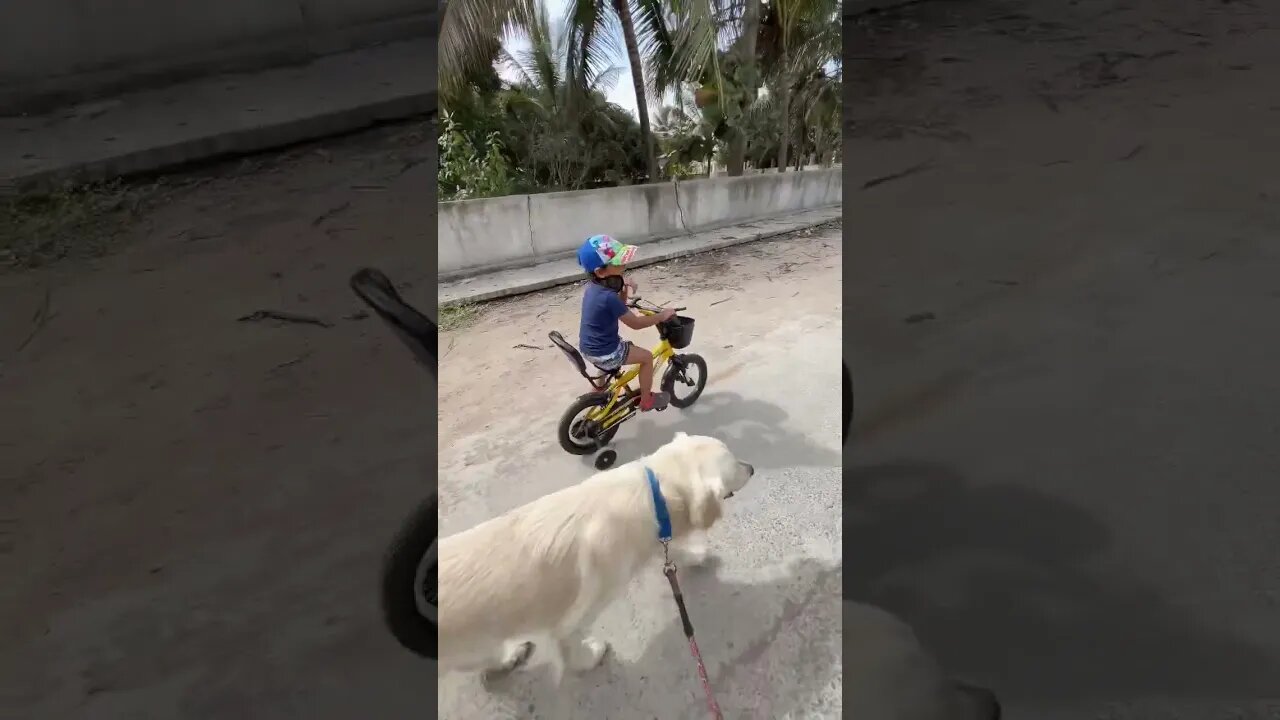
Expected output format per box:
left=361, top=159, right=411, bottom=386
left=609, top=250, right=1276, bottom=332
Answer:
left=622, top=344, right=668, bottom=410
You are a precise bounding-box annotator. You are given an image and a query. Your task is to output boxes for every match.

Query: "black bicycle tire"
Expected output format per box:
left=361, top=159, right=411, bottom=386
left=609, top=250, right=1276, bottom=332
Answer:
left=662, top=354, right=708, bottom=408
left=379, top=494, right=439, bottom=659
left=557, top=393, right=621, bottom=455
left=349, top=268, right=439, bottom=661
left=843, top=361, right=853, bottom=445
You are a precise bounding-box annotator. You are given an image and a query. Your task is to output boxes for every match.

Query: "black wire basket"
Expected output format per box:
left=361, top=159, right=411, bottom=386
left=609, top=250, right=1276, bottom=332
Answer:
left=659, top=315, right=696, bottom=349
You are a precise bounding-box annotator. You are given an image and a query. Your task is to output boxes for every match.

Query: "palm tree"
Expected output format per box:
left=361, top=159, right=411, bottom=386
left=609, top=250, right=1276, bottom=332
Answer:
left=728, top=0, right=762, bottom=175
left=566, top=0, right=662, bottom=183
left=643, top=0, right=763, bottom=176
left=440, top=0, right=540, bottom=104
left=499, top=4, right=632, bottom=190
left=761, top=0, right=840, bottom=172
left=653, top=87, right=716, bottom=175
left=792, top=55, right=841, bottom=167
left=800, top=83, right=841, bottom=164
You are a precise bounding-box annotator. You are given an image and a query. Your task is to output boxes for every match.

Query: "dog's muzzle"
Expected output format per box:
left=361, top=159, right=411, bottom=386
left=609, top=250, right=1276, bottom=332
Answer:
left=725, top=462, right=755, bottom=498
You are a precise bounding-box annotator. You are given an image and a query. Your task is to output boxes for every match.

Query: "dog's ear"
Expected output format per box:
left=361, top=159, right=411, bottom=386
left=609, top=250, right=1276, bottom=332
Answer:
left=688, top=480, right=724, bottom=530
left=674, top=431, right=688, bottom=440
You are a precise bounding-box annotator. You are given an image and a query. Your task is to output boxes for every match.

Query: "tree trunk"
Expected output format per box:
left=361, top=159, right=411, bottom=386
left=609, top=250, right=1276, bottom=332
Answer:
left=776, top=56, right=790, bottom=173
left=568, top=31, right=592, bottom=117
left=726, top=0, right=761, bottom=176
left=726, top=131, right=746, bottom=176
left=614, top=0, right=659, bottom=183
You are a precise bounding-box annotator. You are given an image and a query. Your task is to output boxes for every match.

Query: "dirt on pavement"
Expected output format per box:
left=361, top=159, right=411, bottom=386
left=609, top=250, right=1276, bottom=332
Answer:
left=846, top=0, right=1280, bottom=443
left=437, top=221, right=841, bottom=529
left=0, top=121, right=434, bottom=718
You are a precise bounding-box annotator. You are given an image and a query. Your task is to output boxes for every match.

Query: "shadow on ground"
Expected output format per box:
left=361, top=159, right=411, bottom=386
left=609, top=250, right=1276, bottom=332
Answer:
left=590, top=391, right=841, bottom=472
left=484, top=558, right=841, bottom=720
left=843, top=461, right=1280, bottom=706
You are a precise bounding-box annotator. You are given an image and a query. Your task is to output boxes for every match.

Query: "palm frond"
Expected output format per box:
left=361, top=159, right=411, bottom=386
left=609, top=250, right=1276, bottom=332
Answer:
left=668, top=0, right=724, bottom=87
left=564, top=0, right=622, bottom=92
left=497, top=46, right=536, bottom=88
left=440, top=0, right=539, bottom=100
left=634, top=0, right=680, bottom=96
left=589, top=65, right=626, bottom=95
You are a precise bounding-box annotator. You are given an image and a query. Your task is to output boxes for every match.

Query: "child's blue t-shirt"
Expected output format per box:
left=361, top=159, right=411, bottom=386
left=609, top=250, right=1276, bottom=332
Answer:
left=579, top=282, right=628, bottom=356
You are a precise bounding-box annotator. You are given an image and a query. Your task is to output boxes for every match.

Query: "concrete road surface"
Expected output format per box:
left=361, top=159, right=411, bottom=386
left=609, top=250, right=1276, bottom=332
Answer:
left=847, top=1, right=1280, bottom=717
left=437, top=223, right=843, bottom=718
left=0, top=123, right=436, bottom=720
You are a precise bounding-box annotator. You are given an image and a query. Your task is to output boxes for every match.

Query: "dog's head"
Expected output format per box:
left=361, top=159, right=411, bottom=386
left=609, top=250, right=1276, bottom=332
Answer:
left=661, top=432, right=754, bottom=531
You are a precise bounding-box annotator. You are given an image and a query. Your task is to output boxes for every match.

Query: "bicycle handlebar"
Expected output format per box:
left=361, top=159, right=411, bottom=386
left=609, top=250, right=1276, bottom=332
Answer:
left=627, top=297, right=686, bottom=313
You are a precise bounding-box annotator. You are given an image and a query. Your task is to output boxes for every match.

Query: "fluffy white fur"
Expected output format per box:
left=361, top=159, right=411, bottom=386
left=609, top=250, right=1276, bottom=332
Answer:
left=437, top=432, right=754, bottom=678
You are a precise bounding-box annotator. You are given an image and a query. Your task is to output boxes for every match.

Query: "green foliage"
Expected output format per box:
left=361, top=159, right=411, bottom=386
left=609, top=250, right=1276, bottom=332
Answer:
left=0, top=180, right=158, bottom=269
left=438, top=0, right=841, bottom=194
left=653, top=87, right=716, bottom=176
left=440, top=2, right=648, bottom=196
left=439, top=301, right=482, bottom=331
left=438, top=111, right=513, bottom=201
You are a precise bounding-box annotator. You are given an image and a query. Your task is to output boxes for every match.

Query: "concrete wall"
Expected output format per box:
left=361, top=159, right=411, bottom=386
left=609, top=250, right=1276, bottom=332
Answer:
left=439, top=168, right=841, bottom=279
left=0, top=0, right=433, bottom=113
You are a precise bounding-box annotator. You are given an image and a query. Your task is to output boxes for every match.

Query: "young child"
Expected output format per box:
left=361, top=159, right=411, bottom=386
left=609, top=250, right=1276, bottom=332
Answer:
left=576, top=234, right=676, bottom=411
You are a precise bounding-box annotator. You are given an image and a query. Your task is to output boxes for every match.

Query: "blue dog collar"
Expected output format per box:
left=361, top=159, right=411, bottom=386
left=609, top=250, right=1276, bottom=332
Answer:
left=645, top=466, right=673, bottom=542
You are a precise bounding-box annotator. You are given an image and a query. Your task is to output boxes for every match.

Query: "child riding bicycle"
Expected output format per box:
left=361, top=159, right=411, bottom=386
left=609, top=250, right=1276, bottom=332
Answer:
left=576, top=235, right=675, bottom=412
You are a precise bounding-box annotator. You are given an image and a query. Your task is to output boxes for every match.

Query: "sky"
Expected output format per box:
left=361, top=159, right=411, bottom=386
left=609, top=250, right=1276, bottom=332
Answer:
left=498, top=0, right=643, bottom=120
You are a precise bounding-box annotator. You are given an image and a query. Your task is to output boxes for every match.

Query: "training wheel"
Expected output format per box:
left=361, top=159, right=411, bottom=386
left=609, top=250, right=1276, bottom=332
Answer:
left=594, top=450, right=617, bottom=470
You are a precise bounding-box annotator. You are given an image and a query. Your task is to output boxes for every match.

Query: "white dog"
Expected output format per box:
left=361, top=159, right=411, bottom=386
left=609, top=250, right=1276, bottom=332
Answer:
left=437, top=432, right=754, bottom=678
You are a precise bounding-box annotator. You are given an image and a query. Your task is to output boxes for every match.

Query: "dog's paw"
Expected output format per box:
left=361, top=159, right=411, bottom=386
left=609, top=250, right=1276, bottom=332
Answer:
left=680, top=545, right=710, bottom=566
left=482, top=641, right=535, bottom=681
left=503, top=640, right=536, bottom=670
left=672, top=533, right=713, bottom=567
left=566, top=637, right=611, bottom=672
left=687, top=554, right=723, bottom=574
left=674, top=545, right=722, bottom=573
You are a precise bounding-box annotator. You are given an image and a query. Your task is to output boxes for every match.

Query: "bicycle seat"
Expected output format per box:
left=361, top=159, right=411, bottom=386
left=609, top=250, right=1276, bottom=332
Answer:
left=548, top=331, right=614, bottom=388
left=350, top=268, right=435, bottom=368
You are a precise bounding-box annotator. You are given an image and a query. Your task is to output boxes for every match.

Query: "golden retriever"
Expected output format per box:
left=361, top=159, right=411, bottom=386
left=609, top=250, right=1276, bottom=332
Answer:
left=437, top=432, right=754, bottom=678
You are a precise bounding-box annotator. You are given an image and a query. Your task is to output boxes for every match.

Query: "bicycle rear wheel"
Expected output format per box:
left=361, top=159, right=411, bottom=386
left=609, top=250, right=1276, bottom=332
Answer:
left=843, top=361, right=853, bottom=445
left=380, top=495, right=438, bottom=659
left=557, top=393, right=623, bottom=455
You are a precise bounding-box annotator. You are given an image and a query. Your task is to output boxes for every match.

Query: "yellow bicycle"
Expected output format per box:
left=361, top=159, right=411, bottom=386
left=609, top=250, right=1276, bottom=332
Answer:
left=549, top=297, right=708, bottom=470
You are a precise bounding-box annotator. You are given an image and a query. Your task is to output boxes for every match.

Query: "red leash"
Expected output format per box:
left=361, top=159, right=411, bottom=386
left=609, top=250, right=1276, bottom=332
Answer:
left=662, top=543, right=724, bottom=720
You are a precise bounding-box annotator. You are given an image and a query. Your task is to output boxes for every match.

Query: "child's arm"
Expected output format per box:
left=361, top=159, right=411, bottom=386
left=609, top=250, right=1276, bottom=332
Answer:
left=610, top=282, right=670, bottom=330
left=620, top=306, right=674, bottom=330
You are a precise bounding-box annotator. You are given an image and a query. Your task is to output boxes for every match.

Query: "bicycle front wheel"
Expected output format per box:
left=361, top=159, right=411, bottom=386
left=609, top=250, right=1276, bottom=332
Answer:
left=662, top=353, right=708, bottom=408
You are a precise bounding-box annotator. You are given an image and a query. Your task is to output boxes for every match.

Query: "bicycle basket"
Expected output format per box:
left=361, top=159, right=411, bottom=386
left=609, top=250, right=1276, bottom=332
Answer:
left=659, top=315, right=695, bottom=349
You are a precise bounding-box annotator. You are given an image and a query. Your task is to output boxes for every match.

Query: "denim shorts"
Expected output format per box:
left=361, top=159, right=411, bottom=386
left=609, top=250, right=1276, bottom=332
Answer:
left=582, top=340, right=633, bottom=372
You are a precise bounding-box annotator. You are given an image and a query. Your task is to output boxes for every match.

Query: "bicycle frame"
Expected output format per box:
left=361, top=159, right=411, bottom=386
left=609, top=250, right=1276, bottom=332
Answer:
left=583, top=302, right=679, bottom=430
